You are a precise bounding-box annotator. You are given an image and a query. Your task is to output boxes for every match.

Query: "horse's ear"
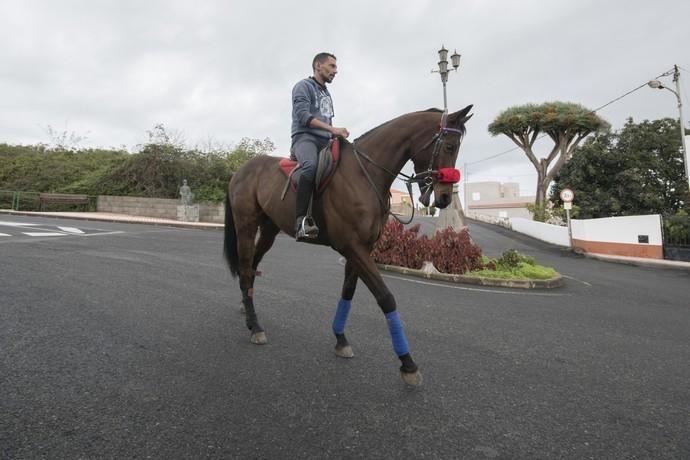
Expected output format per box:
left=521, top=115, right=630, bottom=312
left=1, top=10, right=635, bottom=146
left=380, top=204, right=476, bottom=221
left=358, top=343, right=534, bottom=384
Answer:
left=449, top=104, right=474, bottom=125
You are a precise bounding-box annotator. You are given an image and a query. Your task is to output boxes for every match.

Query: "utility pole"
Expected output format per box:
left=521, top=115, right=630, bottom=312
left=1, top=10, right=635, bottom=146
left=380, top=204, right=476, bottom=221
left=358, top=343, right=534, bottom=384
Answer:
left=673, top=65, right=690, bottom=193
left=463, top=162, right=468, bottom=214
left=649, top=65, right=689, bottom=193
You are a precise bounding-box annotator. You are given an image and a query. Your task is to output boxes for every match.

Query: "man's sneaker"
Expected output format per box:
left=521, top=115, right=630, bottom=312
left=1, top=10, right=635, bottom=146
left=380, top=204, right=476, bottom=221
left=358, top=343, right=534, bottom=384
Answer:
left=295, top=216, right=319, bottom=241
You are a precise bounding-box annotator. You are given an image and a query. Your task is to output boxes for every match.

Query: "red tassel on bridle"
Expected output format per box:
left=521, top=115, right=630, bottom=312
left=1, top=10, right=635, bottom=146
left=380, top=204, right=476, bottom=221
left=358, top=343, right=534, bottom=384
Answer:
left=436, top=167, right=461, bottom=184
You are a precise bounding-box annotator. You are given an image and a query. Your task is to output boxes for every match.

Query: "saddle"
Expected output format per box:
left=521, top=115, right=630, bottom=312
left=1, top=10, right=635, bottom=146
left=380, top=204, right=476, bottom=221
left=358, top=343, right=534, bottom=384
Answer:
left=279, top=139, right=341, bottom=196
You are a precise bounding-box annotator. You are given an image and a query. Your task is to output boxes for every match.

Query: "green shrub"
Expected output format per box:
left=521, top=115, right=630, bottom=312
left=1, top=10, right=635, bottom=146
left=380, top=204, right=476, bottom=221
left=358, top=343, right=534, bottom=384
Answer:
left=664, top=209, right=689, bottom=244
left=0, top=133, right=273, bottom=202
left=492, top=249, right=535, bottom=270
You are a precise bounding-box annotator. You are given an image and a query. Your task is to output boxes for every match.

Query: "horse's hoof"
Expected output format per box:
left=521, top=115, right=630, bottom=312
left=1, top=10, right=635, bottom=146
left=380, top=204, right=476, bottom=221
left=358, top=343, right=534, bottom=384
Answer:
left=400, top=370, right=423, bottom=386
left=250, top=331, right=267, bottom=345
left=335, top=345, right=354, bottom=358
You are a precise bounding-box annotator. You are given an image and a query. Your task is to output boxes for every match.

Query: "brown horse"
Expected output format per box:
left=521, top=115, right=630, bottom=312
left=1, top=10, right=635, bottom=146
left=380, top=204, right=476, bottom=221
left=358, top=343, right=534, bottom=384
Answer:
left=223, top=105, right=473, bottom=385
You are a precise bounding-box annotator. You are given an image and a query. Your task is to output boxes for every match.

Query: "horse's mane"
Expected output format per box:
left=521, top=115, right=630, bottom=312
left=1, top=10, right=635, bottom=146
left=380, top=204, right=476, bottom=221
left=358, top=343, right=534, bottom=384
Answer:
left=354, top=108, right=444, bottom=142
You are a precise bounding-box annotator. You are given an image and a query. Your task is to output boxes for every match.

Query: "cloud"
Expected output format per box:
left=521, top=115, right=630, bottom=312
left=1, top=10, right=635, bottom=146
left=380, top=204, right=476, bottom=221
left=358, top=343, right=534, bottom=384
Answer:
left=1, top=0, right=688, bottom=189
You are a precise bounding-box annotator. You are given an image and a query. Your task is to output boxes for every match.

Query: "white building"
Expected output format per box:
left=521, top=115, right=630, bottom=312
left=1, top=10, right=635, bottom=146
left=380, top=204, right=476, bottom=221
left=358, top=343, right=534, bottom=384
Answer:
left=465, top=181, right=535, bottom=219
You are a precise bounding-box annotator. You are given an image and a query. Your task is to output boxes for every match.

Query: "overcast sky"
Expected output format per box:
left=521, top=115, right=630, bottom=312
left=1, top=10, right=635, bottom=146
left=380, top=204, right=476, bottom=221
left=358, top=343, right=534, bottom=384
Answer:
left=1, top=0, right=688, bottom=195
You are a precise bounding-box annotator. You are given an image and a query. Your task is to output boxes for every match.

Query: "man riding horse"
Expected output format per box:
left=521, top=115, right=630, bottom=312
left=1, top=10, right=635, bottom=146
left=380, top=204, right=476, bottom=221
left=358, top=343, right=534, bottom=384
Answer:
left=291, top=52, right=350, bottom=241
left=225, top=51, right=473, bottom=384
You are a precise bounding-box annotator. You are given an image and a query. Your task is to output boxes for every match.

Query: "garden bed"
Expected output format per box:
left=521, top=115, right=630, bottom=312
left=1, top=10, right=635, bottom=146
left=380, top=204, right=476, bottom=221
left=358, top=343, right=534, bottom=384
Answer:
left=373, top=221, right=563, bottom=289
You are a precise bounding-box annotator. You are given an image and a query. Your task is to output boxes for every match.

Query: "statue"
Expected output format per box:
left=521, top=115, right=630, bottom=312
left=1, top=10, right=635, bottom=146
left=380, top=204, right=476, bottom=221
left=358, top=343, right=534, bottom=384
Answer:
left=179, top=179, right=193, bottom=205
left=177, top=179, right=199, bottom=222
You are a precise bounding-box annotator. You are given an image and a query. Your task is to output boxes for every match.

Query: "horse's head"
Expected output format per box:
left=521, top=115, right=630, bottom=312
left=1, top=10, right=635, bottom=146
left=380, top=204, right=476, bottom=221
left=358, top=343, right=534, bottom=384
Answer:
left=411, top=105, right=473, bottom=209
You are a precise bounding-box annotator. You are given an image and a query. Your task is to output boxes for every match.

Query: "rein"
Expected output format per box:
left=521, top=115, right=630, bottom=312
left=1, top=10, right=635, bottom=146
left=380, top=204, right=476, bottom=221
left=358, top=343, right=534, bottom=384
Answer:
left=351, top=146, right=417, bottom=224
left=351, top=111, right=464, bottom=224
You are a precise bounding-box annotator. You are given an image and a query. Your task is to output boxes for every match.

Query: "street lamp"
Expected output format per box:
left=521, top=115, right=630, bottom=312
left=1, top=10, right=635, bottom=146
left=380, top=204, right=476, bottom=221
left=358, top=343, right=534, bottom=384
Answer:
left=430, top=46, right=465, bottom=226
left=648, top=64, right=690, bottom=194
left=431, top=45, right=461, bottom=110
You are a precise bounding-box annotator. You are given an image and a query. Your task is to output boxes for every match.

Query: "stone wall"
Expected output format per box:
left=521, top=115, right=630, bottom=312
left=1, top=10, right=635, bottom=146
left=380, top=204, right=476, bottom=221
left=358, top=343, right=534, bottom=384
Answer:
left=97, top=195, right=225, bottom=223
left=199, top=202, right=225, bottom=224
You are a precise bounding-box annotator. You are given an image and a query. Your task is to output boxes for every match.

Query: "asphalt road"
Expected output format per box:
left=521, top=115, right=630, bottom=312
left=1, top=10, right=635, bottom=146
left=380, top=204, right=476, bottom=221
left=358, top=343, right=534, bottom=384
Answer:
left=1, top=215, right=688, bottom=459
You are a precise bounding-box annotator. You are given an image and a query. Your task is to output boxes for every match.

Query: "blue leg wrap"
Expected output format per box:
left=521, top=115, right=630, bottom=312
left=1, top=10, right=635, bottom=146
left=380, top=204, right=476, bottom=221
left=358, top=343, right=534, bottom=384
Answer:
left=385, top=310, right=410, bottom=357
left=332, top=298, right=352, bottom=335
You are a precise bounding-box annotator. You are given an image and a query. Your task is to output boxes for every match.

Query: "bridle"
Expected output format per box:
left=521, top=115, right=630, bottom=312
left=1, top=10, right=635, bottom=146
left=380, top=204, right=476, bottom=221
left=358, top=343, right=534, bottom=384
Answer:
left=351, top=110, right=464, bottom=224
left=409, top=110, right=465, bottom=207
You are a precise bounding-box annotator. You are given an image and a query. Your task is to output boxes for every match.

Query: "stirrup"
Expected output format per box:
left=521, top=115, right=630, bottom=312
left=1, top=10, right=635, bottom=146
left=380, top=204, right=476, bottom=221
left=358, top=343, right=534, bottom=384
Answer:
left=296, top=216, right=319, bottom=241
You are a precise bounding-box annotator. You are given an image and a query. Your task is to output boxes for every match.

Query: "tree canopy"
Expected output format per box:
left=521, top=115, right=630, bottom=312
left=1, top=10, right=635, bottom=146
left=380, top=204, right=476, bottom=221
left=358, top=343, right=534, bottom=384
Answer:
left=488, top=102, right=609, bottom=214
left=551, top=117, right=689, bottom=218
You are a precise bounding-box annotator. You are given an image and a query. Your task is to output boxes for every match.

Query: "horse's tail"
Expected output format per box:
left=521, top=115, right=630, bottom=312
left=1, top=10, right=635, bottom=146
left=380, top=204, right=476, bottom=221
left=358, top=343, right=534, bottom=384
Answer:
left=223, top=177, right=240, bottom=279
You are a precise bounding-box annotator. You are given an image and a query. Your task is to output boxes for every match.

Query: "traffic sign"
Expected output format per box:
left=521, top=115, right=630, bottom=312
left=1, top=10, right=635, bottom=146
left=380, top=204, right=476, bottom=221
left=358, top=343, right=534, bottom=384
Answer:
left=560, top=188, right=574, bottom=202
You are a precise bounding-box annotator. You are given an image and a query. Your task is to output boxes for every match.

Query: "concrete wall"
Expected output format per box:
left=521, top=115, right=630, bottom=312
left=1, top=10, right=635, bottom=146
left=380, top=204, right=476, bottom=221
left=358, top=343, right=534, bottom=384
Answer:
left=97, top=196, right=178, bottom=219
left=467, top=212, right=512, bottom=229
left=571, top=215, right=663, bottom=259
left=198, top=202, right=225, bottom=224
left=510, top=217, right=571, bottom=246
left=97, top=195, right=225, bottom=224
left=474, top=213, right=664, bottom=259
left=511, top=214, right=664, bottom=258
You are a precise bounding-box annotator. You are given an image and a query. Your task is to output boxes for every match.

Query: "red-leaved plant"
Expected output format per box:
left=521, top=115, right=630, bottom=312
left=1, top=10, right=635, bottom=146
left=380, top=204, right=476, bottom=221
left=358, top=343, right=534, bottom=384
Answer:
left=371, top=220, right=484, bottom=275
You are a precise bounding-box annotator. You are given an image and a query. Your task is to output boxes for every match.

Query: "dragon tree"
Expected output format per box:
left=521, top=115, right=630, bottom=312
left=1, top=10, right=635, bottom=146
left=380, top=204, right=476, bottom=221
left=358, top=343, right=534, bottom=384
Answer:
left=488, top=102, right=609, bottom=214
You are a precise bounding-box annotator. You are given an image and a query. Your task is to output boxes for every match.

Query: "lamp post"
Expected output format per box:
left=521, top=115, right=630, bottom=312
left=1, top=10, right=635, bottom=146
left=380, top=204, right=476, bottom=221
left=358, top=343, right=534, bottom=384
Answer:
left=648, top=65, right=690, bottom=193
left=431, top=46, right=466, bottom=229
left=431, top=46, right=461, bottom=111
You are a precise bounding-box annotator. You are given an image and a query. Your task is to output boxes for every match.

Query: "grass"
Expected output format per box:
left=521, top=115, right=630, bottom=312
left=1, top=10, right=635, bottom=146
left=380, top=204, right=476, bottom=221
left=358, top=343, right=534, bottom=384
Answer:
left=467, top=251, right=559, bottom=280
left=469, top=262, right=558, bottom=280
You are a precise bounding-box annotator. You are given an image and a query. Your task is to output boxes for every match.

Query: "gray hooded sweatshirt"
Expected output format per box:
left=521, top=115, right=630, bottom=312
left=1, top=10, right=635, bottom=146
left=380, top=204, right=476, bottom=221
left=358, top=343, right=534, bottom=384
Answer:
left=291, top=77, right=334, bottom=140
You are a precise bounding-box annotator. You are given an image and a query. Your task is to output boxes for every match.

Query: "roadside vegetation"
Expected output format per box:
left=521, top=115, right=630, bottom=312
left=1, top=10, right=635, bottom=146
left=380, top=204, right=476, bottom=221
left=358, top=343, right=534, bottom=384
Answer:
left=485, top=101, right=688, bottom=223
left=472, top=251, right=558, bottom=280
left=551, top=117, right=689, bottom=221
left=372, top=220, right=558, bottom=280
left=0, top=124, right=274, bottom=203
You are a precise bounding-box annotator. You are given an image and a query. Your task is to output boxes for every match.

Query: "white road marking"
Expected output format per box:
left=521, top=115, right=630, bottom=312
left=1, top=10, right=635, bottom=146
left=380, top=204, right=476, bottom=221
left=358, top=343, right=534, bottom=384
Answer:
left=0, top=222, right=40, bottom=227
left=57, top=226, right=85, bottom=234
left=337, top=256, right=569, bottom=296
left=81, top=231, right=124, bottom=237
left=561, top=274, right=593, bottom=287
left=1, top=219, right=125, bottom=238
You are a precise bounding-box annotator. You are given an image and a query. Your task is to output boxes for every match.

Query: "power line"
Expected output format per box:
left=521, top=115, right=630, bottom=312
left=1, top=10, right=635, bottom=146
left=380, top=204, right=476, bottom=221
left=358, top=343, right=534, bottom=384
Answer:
left=588, top=81, right=649, bottom=113
left=466, top=67, right=676, bottom=167
left=469, top=172, right=535, bottom=178
left=466, top=144, right=522, bottom=166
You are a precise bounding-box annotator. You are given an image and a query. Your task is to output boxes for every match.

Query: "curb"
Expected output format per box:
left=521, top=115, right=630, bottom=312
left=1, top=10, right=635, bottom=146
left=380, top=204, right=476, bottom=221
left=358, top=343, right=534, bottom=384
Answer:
left=0, top=210, right=224, bottom=231
left=377, top=263, right=564, bottom=289
left=579, top=251, right=690, bottom=271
